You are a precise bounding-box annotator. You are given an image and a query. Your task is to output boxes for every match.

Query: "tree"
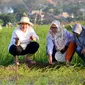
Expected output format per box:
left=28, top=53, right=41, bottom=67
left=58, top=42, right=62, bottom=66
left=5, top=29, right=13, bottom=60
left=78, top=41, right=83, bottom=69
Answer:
left=0, top=13, right=15, bottom=26
left=13, top=4, right=28, bottom=21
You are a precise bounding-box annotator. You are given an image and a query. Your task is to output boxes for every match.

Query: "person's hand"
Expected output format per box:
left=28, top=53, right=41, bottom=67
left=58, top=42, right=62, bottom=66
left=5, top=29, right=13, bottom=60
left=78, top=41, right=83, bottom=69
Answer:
left=48, top=55, right=53, bottom=65
left=66, top=60, right=70, bottom=66
left=14, top=37, right=20, bottom=46
left=30, top=36, right=36, bottom=41
left=81, top=47, right=85, bottom=54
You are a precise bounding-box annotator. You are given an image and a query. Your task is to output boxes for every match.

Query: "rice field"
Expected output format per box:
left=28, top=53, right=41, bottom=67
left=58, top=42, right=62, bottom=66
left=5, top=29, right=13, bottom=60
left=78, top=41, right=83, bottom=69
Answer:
left=0, top=25, right=85, bottom=85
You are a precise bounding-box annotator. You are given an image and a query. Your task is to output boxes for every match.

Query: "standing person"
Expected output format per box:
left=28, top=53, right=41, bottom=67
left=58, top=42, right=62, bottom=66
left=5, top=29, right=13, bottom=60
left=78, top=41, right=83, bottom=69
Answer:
left=8, top=16, right=39, bottom=65
left=46, top=20, right=72, bottom=64
left=65, top=23, right=85, bottom=66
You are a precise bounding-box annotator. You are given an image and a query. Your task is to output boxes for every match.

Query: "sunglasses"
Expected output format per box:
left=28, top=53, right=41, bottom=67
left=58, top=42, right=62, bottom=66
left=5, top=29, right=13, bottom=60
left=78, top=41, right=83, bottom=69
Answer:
left=51, top=27, right=57, bottom=29
left=20, top=23, right=29, bottom=25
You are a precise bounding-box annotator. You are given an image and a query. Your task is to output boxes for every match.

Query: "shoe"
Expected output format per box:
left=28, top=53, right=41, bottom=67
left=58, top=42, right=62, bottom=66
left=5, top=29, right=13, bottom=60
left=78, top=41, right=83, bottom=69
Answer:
left=25, top=57, right=36, bottom=64
left=14, top=56, right=20, bottom=66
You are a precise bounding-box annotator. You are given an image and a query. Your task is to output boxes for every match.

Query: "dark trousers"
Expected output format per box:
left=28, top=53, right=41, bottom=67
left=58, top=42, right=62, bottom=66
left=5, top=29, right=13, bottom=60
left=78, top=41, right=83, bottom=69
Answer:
left=76, top=46, right=85, bottom=63
left=9, top=42, right=39, bottom=56
left=52, top=46, right=57, bottom=62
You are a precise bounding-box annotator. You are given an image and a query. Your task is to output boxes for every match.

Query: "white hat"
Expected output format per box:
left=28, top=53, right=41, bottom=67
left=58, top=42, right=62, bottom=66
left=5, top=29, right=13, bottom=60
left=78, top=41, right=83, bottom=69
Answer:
left=72, top=23, right=82, bottom=35
left=55, top=51, right=66, bottom=62
left=18, top=17, right=33, bottom=26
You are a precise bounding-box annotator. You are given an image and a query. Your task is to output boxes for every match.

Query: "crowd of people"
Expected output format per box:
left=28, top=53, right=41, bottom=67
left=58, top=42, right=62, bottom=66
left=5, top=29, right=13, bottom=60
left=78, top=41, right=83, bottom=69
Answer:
left=8, top=15, right=85, bottom=66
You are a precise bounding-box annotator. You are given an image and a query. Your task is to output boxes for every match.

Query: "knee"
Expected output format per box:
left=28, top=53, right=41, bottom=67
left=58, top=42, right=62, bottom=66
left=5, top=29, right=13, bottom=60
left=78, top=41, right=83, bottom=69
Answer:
left=33, top=42, right=39, bottom=49
left=16, top=46, right=23, bottom=53
left=9, top=45, right=23, bottom=56
left=31, top=42, right=39, bottom=53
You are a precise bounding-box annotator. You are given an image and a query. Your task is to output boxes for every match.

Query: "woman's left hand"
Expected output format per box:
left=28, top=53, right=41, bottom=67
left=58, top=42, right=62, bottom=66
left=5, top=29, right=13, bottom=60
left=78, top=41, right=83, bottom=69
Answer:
left=30, top=36, right=36, bottom=41
left=81, top=47, right=85, bottom=54
left=60, top=46, right=67, bottom=54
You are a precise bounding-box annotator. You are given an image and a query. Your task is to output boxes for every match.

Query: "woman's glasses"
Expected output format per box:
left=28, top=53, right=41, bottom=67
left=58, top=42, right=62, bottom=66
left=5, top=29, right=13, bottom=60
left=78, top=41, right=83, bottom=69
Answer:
left=51, top=27, right=57, bottom=29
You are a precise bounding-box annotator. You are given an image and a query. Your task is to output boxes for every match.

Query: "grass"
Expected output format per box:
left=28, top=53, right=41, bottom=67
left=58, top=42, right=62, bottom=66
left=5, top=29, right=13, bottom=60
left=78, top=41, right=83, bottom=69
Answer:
left=0, top=25, right=85, bottom=85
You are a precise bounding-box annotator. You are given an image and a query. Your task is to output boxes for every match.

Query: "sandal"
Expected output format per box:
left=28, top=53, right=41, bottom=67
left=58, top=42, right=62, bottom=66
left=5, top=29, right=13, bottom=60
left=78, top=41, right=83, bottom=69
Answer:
left=15, top=61, right=20, bottom=66
left=14, top=56, right=20, bottom=66
left=25, top=58, right=36, bottom=64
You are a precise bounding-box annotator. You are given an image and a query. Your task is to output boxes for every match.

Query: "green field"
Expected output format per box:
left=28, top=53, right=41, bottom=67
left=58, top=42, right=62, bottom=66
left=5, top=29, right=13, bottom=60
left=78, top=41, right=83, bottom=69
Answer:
left=0, top=25, right=85, bottom=85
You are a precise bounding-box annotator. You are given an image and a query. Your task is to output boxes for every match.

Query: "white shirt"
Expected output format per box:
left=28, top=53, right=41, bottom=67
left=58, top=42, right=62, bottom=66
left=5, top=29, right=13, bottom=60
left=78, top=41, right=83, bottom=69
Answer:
left=8, top=26, right=39, bottom=50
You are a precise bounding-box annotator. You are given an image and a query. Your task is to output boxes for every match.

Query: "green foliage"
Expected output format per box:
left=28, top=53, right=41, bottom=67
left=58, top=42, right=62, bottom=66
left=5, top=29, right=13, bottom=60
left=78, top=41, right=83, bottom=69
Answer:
left=0, top=13, right=15, bottom=26
left=65, top=24, right=73, bottom=31
left=0, top=24, right=84, bottom=65
left=13, top=4, right=28, bottom=21
left=0, top=19, right=3, bottom=25
left=0, top=25, right=85, bottom=85
left=0, top=28, right=14, bottom=65
left=0, top=65, right=85, bottom=85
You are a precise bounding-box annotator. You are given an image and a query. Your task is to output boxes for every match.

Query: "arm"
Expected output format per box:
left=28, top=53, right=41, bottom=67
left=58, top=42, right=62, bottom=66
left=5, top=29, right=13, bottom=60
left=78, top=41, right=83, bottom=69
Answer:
left=11, top=31, right=19, bottom=45
left=81, top=48, right=85, bottom=54
left=65, top=41, right=76, bottom=61
left=30, top=28, right=39, bottom=41
left=46, top=37, right=54, bottom=55
left=65, top=29, right=73, bottom=44
left=46, top=36, right=54, bottom=64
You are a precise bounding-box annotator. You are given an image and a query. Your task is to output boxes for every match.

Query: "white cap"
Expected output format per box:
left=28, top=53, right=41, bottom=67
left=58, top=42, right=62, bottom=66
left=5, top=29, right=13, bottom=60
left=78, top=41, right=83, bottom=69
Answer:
left=72, top=23, right=82, bottom=34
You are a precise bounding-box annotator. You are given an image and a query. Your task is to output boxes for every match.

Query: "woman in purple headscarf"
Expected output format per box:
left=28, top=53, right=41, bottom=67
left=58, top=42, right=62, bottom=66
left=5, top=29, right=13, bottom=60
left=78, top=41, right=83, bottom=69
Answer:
left=46, top=20, right=72, bottom=64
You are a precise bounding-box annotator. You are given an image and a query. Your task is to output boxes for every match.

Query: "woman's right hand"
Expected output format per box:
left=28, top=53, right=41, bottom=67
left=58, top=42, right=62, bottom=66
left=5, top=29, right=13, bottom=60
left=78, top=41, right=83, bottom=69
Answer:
left=14, top=37, right=20, bottom=46
left=81, top=47, right=85, bottom=54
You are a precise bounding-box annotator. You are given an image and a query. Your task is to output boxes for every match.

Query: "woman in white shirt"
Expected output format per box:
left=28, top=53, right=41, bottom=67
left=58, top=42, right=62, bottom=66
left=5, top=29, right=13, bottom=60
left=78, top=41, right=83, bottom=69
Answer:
left=8, top=16, right=39, bottom=65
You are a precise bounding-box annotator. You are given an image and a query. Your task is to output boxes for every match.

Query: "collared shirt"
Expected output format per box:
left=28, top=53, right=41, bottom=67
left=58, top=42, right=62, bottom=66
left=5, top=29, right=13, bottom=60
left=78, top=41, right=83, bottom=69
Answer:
left=8, top=26, right=39, bottom=50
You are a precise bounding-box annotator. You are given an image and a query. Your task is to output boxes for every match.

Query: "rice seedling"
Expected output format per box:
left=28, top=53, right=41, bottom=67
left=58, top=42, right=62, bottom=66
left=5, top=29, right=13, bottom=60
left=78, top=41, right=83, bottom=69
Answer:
left=0, top=25, right=85, bottom=85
